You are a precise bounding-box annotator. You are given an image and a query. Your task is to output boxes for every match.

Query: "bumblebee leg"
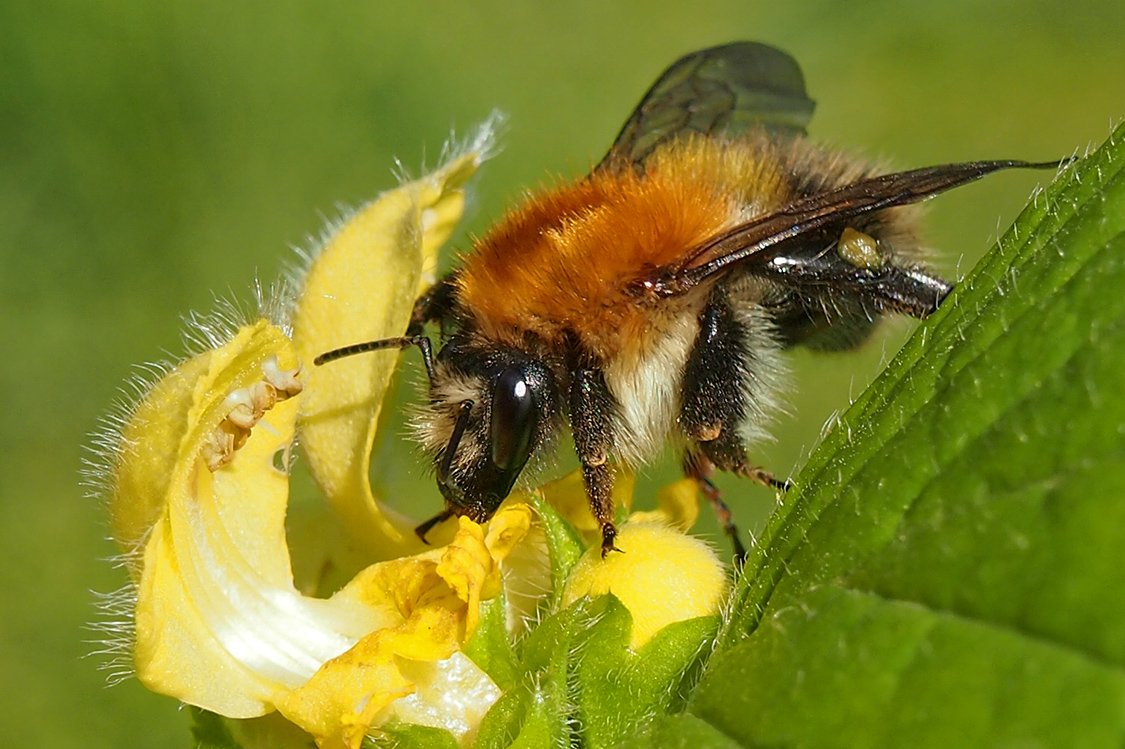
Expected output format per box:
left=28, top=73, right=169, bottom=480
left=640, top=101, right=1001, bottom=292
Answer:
left=584, top=462, right=618, bottom=557
left=407, top=271, right=460, bottom=337
left=685, top=385, right=790, bottom=494
left=414, top=509, right=454, bottom=543
left=740, top=465, right=791, bottom=491
left=683, top=450, right=746, bottom=560
left=696, top=429, right=793, bottom=491
left=570, top=366, right=621, bottom=557
left=681, top=291, right=788, bottom=555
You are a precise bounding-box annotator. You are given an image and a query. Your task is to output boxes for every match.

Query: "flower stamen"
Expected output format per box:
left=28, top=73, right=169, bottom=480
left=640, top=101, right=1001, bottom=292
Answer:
left=202, top=357, right=303, bottom=470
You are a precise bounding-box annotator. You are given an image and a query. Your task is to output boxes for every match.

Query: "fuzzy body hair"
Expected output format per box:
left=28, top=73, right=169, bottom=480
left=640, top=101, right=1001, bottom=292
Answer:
left=602, top=304, right=699, bottom=465
left=412, top=134, right=920, bottom=475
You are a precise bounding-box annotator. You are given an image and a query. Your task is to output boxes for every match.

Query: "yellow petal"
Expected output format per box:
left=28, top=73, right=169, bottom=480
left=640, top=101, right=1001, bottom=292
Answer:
left=485, top=502, right=534, bottom=563
left=539, top=468, right=635, bottom=536
left=436, top=504, right=533, bottom=636
left=277, top=514, right=518, bottom=748
left=628, top=477, right=700, bottom=531
left=437, top=518, right=496, bottom=636
left=109, top=123, right=527, bottom=747
left=490, top=497, right=551, bottom=634
left=562, top=521, right=728, bottom=648
left=291, top=129, right=495, bottom=561
left=118, top=322, right=396, bottom=720
left=111, top=350, right=214, bottom=558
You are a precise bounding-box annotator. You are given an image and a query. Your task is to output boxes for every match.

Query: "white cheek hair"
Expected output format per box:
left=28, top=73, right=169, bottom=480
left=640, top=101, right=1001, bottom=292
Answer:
left=408, top=372, right=486, bottom=459
left=603, top=311, right=699, bottom=466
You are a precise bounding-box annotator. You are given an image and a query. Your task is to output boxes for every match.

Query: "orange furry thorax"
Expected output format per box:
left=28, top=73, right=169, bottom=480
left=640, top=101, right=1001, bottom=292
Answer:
left=456, top=137, right=790, bottom=360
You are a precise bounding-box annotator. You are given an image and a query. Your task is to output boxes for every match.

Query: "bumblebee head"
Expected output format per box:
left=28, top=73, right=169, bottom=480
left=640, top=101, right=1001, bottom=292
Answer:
left=415, top=336, right=561, bottom=521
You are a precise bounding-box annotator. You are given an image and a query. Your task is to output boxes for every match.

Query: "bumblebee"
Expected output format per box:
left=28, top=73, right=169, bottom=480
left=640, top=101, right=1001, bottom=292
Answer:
left=317, top=42, right=1053, bottom=556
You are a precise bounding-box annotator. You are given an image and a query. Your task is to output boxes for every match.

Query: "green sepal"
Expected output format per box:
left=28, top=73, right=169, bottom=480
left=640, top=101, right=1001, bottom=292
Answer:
left=612, top=712, right=744, bottom=749
left=475, top=683, right=566, bottom=749
left=529, top=492, right=585, bottom=603
left=576, top=595, right=719, bottom=749
left=463, top=593, right=519, bottom=691
left=475, top=599, right=594, bottom=748
left=367, top=722, right=458, bottom=749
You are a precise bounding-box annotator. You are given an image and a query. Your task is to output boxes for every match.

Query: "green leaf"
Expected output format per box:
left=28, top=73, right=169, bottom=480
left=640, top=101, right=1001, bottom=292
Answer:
left=463, top=594, right=520, bottom=690
left=189, top=708, right=244, bottom=749
left=368, top=723, right=459, bottom=749
left=613, top=713, right=744, bottom=749
left=530, top=492, right=586, bottom=602
left=577, top=597, right=719, bottom=749
left=476, top=589, right=717, bottom=748
left=688, top=124, right=1125, bottom=748
left=488, top=690, right=564, bottom=749
left=475, top=687, right=534, bottom=749
left=476, top=599, right=597, bottom=748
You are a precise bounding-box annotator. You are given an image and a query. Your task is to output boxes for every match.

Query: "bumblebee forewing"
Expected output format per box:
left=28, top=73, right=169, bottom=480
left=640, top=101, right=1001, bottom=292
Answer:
left=676, top=159, right=1061, bottom=289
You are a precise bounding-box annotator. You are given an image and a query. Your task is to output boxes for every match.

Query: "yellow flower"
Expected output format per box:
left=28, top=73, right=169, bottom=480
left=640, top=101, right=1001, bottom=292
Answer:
left=99, top=120, right=533, bottom=749
left=289, top=129, right=488, bottom=562
left=538, top=470, right=727, bottom=648
left=561, top=516, right=729, bottom=649
left=95, top=114, right=732, bottom=749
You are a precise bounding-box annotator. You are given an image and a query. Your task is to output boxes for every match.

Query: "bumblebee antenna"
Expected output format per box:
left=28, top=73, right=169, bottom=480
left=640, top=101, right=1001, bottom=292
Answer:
left=313, top=335, right=436, bottom=383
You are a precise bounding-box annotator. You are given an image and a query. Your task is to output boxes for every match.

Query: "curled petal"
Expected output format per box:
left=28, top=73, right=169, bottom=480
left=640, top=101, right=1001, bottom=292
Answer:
left=118, top=321, right=379, bottom=716
left=629, top=477, right=700, bottom=531
left=111, top=318, right=516, bottom=745
left=485, top=501, right=534, bottom=563
left=291, top=127, right=496, bottom=561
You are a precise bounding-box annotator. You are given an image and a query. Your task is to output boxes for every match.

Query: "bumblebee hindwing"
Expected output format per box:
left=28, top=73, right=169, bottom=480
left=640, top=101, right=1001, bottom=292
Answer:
left=598, top=41, right=816, bottom=171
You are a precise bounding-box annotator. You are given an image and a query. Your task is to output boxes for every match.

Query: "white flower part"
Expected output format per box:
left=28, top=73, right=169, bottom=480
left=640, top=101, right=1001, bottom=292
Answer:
left=262, top=355, right=304, bottom=396
left=384, top=652, right=501, bottom=744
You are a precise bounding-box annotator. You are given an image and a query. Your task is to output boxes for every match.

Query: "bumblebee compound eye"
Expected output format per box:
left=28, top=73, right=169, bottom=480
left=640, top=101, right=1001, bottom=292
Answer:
left=429, top=346, right=556, bottom=526
left=490, top=365, right=539, bottom=485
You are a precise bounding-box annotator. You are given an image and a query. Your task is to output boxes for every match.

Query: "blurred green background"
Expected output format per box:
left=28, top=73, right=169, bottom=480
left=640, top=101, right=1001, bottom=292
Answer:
left=2, top=1, right=1121, bottom=746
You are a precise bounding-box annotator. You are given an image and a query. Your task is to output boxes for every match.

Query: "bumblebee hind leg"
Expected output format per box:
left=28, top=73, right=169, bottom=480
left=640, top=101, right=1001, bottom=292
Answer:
left=682, top=450, right=747, bottom=561
left=680, top=288, right=788, bottom=560
left=682, top=429, right=789, bottom=564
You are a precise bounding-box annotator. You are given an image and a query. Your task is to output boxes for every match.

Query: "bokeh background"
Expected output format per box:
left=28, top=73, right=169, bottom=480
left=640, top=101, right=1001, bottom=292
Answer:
left=2, top=1, right=1122, bottom=745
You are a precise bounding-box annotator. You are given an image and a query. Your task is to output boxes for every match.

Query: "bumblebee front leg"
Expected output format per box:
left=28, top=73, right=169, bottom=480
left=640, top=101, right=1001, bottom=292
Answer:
left=570, top=366, right=621, bottom=556
left=407, top=271, right=460, bottom=337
